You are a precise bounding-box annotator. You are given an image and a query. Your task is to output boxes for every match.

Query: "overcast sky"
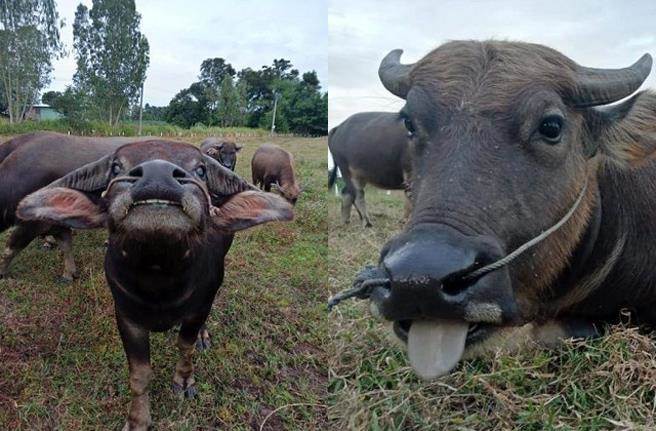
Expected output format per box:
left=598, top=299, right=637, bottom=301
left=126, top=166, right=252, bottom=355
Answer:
left=47, top=0, right=327, bottom=106
left=329, top=0, right=656, bottom=129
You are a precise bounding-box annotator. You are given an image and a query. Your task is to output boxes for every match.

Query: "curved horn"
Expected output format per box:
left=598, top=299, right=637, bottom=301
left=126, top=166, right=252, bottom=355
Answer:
left=378, top=49, right=414, bottom=99
left=574, top=53, right=652, bottom=107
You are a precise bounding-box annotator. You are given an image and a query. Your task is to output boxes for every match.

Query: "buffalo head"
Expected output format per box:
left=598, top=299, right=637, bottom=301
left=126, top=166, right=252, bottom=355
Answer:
left=16, top=140, right=291, bottom=247
left=201, top=137, right=242, bottom=171
left=350, top=41, right=656, bottom=379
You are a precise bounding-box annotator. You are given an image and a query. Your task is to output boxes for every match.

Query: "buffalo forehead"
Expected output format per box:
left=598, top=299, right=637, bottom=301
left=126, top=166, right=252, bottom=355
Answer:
left=115, top=141, right=201, bottom=170
left=409, top=41, right=578, bottom=110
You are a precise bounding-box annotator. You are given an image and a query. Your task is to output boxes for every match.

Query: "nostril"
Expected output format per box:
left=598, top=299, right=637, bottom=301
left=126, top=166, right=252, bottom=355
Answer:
left=441, top=252, right=493, bottom=297
left=172, top=168, right=188, bottom=179
left=128, top=166, right=143, bottom=177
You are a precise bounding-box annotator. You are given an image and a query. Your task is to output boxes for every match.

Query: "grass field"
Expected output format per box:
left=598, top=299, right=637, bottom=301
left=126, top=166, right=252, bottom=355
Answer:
left=0, top=134, right=328, bottom=430
left=327, top=187, right=656, bottom=430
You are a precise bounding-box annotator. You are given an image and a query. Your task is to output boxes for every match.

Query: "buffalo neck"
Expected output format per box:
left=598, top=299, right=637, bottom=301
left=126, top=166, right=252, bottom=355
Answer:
left=104, top=233, right=206, bottom=306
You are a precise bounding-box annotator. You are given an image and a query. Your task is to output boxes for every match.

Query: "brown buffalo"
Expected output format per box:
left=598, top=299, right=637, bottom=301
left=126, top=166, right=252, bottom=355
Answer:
left=200, top=137, right=242, bottom=171
left=0, top=132, right=154, bottom=281
left=328, top=112, right=412, bottom=227
left=17, top=140, right=293, bottom=430
left=334, top=40, right=656, bottom=380
left=251, top=143, right=302, bottom=204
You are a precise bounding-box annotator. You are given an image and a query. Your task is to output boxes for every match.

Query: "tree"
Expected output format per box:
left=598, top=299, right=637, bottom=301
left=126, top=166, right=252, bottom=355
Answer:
left=166, top=82, right=210, bottom=128
left=73, top=0, right=149, bottom=127
left=199, top=57, right=235, bottom=88
left=215, top=75, right=245, bottom=127
left=41, top=89, right=61, bottom=105
left=0, top=0, right=64, bottom=123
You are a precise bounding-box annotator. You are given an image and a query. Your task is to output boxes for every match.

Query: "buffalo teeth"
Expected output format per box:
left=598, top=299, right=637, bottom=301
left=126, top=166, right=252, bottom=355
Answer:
left=131, top=199, right=181, bottom=207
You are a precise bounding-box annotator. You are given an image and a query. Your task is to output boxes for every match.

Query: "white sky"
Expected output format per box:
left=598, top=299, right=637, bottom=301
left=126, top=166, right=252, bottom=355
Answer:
left=46, top=0, right=327, bottom=106
left=328, top=0, right=656, bottom=129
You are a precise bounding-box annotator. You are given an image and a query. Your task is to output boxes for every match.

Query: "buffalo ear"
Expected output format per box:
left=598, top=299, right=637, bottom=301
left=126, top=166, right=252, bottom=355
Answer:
left=595, top=90, right=656, bottom=167
left=210, top=190, right=293, bottom=233
left=49, top=154, right=113, bottom=192
left=235, top=144, right=243, bottom=152
left=17, top=187, right=106, bottom=229
left=203, top=154, right=254, bottom=204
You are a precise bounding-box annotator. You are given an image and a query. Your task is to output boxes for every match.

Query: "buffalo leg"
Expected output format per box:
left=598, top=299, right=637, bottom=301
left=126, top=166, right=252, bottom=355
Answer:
left=0, top=222, right=46, bottom=278
left=116, top=312, right=152, bottom=431
left=196, top=324, right=211, bottom=351
left=172, top=316, right=208, bottom=398
left=340, top=186, right=355, bottom=224
left=351, top=177, right=372, bottom=227
left=53, top=229, right=77, bottom=282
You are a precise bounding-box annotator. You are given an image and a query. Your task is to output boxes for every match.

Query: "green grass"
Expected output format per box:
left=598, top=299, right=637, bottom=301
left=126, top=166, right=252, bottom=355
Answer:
left=0, top=135, right=328, bottom=430
left=327, top=188, right=656, bottom=430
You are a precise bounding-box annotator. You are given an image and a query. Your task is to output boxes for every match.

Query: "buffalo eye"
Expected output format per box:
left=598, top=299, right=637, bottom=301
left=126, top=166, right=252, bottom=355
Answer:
left=111, top=161, right=122, bottom=176
left=538, top=115, right=563, bottom=143
left=195, top=165, right=207, bottom=179
left=403, top=117, right=416, bottom=137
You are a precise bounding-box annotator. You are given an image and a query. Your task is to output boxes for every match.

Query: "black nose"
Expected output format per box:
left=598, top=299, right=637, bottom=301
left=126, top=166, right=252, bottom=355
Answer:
left=129, top=160, right=188, bottom=202
left=377, top=224, right=516, bottom=322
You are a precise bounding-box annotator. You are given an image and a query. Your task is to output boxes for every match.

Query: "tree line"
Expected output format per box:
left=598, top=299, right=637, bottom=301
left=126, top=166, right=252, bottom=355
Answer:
left=157, top=57, right=327, bottom=135
left=1, top=0, right=327, bottom=136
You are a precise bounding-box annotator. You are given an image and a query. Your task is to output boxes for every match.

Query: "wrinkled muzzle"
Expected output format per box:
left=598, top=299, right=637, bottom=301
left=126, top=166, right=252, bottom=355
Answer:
left=108, top=159, right=207, bottom=234
left=347, top=224, right=520, bottom=380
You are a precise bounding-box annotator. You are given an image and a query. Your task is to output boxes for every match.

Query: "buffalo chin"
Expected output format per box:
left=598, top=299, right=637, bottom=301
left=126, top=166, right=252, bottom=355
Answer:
left=118, top=205, right=198, bottom=240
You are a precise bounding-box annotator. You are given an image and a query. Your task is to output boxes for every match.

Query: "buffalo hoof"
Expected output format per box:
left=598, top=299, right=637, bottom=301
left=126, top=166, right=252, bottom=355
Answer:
left=364, top=222, right=373, bottom=228
left=196, top=329, right=211, bottom=351
left=172, top=382, right=197, bottom=399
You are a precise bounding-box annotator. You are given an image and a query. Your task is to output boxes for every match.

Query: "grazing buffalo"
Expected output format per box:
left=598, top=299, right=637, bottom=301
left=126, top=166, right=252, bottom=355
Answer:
left=251, top=143, right=302, bottom=204
left=0, top=132, right=153, bottom=281
left=328, top=112, right=412, bottom=227
left=200, top=137, right=242, bottom=170
left=17, top=140, right=293, bottom=430
left=332, top=40, right=656, bottom=380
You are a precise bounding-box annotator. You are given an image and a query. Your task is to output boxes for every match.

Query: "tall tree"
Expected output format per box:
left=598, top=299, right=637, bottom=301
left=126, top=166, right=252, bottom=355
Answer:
left=73, top=0, right=149, bottom=127
left=215, top=75, right=245, bottom=127
left=199, top=57, right=235, bottom=88
left=0, top=0, right=64, bottom=123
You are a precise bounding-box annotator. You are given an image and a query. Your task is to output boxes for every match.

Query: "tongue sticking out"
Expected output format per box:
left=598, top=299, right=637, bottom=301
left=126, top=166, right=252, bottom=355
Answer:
left=407, top=319, right=469, bottom=380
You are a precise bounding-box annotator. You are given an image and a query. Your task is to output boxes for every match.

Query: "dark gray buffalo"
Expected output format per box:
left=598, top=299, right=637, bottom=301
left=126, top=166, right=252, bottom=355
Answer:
left=332, top=41, right=656, bottom=380
left=328, top=112, right=411, bottom=227
left=17, top=139, right=292, bottom=430
left=0, top=132, right=154, bottom=281
left=200, top=137, right=242, bottom=171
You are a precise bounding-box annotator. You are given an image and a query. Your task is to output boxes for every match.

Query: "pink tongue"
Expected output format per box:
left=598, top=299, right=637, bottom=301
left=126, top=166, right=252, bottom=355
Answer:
left=407, top=319, right=469, bottom=380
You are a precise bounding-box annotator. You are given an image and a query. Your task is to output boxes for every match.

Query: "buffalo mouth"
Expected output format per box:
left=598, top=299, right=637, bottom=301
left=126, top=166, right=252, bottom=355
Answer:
left=393, top=319, right=495, bottom=347
left=130, top=199, right=183, bottom=209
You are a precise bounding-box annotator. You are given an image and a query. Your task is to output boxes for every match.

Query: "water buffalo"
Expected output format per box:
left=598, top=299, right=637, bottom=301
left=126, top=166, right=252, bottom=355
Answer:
left=251, top=143, right=302, bottom=204
left=200, top=137, right=242, bottom=170
left=328, top=111, right=412, bottom=227
left=17, top=139, right=293, bottom=430
left=331, top=40, right=656, bottom=380
left=0, top=132, right=153, bottom=281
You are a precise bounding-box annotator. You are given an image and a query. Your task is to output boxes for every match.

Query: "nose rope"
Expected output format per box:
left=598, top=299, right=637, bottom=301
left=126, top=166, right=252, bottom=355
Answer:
left=462, top=176, right=589, bottom=281
left=327, top=178, right=589, bottom=310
